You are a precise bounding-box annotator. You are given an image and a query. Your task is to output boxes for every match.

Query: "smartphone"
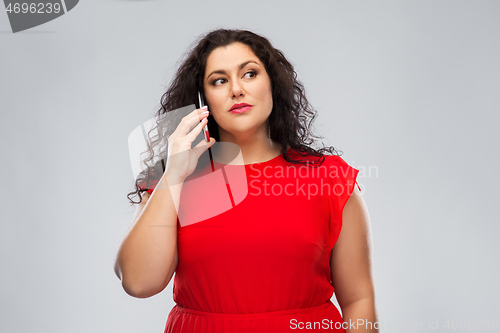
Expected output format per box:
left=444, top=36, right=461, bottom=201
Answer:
left=198, top=91, right=210, bottom=142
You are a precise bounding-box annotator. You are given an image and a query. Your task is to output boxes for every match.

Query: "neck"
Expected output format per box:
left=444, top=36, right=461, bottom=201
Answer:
left=217, top=124, right=283, bottom=165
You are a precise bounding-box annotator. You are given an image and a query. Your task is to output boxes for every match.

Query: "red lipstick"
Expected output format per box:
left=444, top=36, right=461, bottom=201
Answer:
left=229, top=103, right=252, bottom=113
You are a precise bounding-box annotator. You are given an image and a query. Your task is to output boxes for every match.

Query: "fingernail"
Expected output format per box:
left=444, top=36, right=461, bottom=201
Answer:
left=201, top=110, right=209, bottom=115
left=201, top=105, right=208, bottom=110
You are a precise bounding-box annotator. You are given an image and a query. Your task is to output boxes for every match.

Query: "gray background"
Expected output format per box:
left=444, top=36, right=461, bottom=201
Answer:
left=1, top=0, right=499, bottom=332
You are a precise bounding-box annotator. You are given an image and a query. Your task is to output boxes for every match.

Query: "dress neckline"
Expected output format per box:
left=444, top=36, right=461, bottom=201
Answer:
left=213, top=147, right=291, bottom=166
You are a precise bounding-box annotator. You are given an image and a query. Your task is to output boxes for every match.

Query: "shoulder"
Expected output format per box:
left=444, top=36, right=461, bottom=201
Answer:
left=323, top=153, right=348, bottom=165
left=320, top=154, right=354, bottom=174
left=322, top=154, right=360, bottom=192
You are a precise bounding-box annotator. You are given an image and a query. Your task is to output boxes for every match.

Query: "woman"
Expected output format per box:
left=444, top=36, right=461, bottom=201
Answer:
left=115, top=29, right=378, bottom=332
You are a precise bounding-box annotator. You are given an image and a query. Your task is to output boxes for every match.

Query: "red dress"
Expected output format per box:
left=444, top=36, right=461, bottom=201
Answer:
left=142, top=148, right=359, bottom=332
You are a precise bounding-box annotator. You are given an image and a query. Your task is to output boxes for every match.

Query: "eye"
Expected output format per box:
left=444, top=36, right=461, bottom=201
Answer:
left=212, top=78, right=227, bottom=86
left=211, top=70, right=256, bottom=86
left=243, top=70, right=257, bottom=79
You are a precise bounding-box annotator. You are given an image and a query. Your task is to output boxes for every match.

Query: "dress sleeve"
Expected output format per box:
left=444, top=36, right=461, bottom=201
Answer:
left=327, top=155, right=360, bottom=251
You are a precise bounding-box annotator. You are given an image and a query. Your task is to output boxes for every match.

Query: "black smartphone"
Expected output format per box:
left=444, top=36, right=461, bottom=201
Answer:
left=198, top=91, right=210, bottom=142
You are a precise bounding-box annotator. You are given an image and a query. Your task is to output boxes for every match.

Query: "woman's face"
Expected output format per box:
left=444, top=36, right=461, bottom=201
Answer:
left=203, top=42, right=273, bottom=141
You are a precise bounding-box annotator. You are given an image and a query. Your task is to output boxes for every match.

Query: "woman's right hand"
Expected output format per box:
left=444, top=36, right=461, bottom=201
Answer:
left=164, top=106, right=215, bottom=184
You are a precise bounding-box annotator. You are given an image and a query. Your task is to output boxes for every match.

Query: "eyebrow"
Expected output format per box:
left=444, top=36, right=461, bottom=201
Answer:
left=206, top=60, right=260, bottom=80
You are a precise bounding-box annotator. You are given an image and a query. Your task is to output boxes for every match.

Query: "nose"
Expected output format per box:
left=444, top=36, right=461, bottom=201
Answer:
left=230, top=79, right=245, bottom=98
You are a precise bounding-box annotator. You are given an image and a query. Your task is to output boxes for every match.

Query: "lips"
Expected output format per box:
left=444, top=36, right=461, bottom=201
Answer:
left=229, top=103, right=252, bottom=112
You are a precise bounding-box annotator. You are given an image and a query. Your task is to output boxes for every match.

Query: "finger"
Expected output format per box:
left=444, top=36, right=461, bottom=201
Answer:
left=192, top=137, right=216, bottom=159
left=185, top=117, right=208, bottom=142
left=171, top=106, right=209, bottom=139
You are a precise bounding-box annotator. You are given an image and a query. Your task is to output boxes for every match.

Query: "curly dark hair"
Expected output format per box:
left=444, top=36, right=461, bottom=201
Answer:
left=127, top=28, right=341, bottom=205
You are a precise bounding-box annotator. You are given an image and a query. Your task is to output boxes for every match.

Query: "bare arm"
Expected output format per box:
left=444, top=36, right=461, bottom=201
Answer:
left=331, top=186, right=378, bottom=332
left=114, top=173, right=183, bottom=298
left=114, top=106, right=214, bottom=298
